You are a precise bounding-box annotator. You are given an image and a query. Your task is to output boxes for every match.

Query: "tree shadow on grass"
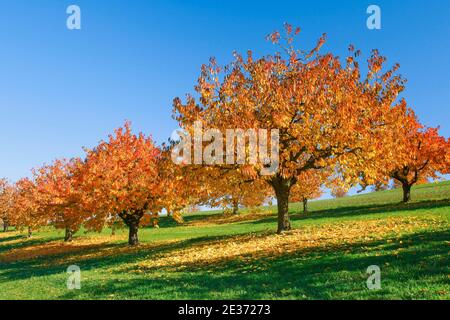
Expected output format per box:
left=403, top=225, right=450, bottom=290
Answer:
left=57, top=229, right=449, bottom=300
left=1, top=202, right=448, bottom=299
left=0, top=236, right=56, bottom=255
left=0, top=232, right=258, bottom=283
left=157, top=211, right=227, bottom=228
left=245, top=199, right=450, bottom=227
left=0, top=234, right=24, bottom=244
left=158, top=199, right=450, bottom=230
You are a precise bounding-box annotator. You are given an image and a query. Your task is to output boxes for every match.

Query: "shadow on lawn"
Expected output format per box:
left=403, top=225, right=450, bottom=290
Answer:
left=0, top=234, right=24, bottom=244
left=58, top=229, right=449, bottom=300
left=246, top=199, right=450, bottom=226
left=158, top=199, right=450, bottom=229
left=0, top=236, right=55, bottom=255
left=0, top=232, right=252, bottom=283
left=1, top=198, right=448, bottom=298
left=157, top=212, right=227, bottom=228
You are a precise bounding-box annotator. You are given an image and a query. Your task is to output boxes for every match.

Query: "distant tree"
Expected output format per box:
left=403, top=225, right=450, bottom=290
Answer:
left=331, top=188, right=348, bottom=198
left=33, top=158, right=86, bottom=241
left=391, top=126, right=448, bottom=202
left=0, top=179, right=14, bottom=232
left=12, top=178, right=48, bottom=237
left=325, top=172, right=351, bottom=199
left=290, top=171, right=323, bottom=213
left=157, top=142, right=206, bottom=224
left=205, top=172, right=271, bottom=214
left=360, top=107, right=449, bottom=202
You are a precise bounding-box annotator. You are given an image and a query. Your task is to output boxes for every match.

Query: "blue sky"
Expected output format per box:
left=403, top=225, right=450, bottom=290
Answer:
left=0, top=0, right=449, bottom=182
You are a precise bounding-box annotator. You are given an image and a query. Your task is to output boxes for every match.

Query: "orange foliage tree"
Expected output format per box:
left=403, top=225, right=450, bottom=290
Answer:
left=206, top=171, right=272, bottom=214
left=330, top=187, right=348, bottom=199
left=0, top=179, right=14, bottom=232
left=290, top=171, right=323, bottom=213
left=388, top=115, right=449, bottom=202
left=359, top=108, right=449, bottom=202
left=173, top=24, right=407, bottom=233
left=12, top=178, right=48, bottom=237
left=157, top=143, right=203, bottom=224
left=80, top=122, right=163, bottom=245
left=33, top=158, right=86, bottom=241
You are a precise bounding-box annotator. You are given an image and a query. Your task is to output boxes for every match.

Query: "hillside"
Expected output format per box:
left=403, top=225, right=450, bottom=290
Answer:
left=0, top=181, right=449, bottom=300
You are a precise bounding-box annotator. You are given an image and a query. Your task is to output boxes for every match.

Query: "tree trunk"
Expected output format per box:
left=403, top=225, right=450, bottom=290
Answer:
left=27, top=226, right=32, bottom=238
left=232, top=200, right=239, bottom=214
left=64, top=227, right=74, bottom=242
left=303, top=198, right=308, bottom=213
left=120, top=210, right=144, bottom=246
left=111, top=224, right=116, bottom=236
left=272, top=177, right=292, bottom=234
left=128, top=221, right=139, bottom=246
left=402, top=182, right=412, bottom=203
left=2, top=220, right=8, bottom=232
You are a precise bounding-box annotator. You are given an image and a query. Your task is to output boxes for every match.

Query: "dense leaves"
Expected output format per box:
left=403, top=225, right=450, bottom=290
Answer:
left=362, top=110, right=450, bottom=202
left=173, top=24, right=414, bottom=232
left=33, top=158, right=86, bottom=241
left=79, top=122, right=164, bottom=245
left=0, top=179, right=14, bottom=232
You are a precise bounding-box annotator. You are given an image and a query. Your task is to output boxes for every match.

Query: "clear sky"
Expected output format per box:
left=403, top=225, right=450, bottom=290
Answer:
left=0, top=0, right=449, bottom=182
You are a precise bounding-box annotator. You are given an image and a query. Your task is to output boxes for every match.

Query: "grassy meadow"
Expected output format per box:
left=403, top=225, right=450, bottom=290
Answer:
left=0, top=181, right=449, bottom=300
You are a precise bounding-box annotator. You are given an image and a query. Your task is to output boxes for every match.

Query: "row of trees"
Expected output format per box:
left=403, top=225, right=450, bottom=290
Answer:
left=1, top=24, right=449, bottom=243
left=0, top=124, right=197, bottom=245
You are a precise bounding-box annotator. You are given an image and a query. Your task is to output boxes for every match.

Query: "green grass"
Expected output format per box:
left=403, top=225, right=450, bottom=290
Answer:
left=0, top=181, right=449, bottom=300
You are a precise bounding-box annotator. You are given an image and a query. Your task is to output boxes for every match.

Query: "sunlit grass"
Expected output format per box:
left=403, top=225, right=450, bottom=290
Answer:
left=0, top=181, right=449, bottom=300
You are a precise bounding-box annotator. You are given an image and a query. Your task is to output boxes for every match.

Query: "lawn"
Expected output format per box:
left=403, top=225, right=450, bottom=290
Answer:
left=0, top=181, right=449, bottom=300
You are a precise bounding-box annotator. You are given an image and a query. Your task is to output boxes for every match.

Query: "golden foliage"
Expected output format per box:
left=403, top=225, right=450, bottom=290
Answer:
left=290, top=170, right=323, bottom=202
left=173, top=23, right=411, bottom=232
left=0, top=235, right=117, bottom=263
left=80, top=121, right=162, bottom=231
left=136, top=216, right=445, bottom=271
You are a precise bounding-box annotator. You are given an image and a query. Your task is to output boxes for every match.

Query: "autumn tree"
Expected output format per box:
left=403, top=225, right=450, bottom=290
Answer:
left=331, top=188, right=348, bottom=199
left=80, top=122, right=162, bottom=245
left=193, top=168, right=270, bottom=214
left=357, top=105, right=449, bottom=202
left=12, top=178, right=48, bottom=237
left=290, top=171, right=323, bottom=213
left=173, top=24, right=407, bottom=233
left=388, top=115, right=449, bottom=202
left=0, top=179, right=14, bottom=232
left=224, top=180, right=269, bottom=215
left=156, top=143, right=205, bottom=224
left=33, top=158, right=86, bottom=241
